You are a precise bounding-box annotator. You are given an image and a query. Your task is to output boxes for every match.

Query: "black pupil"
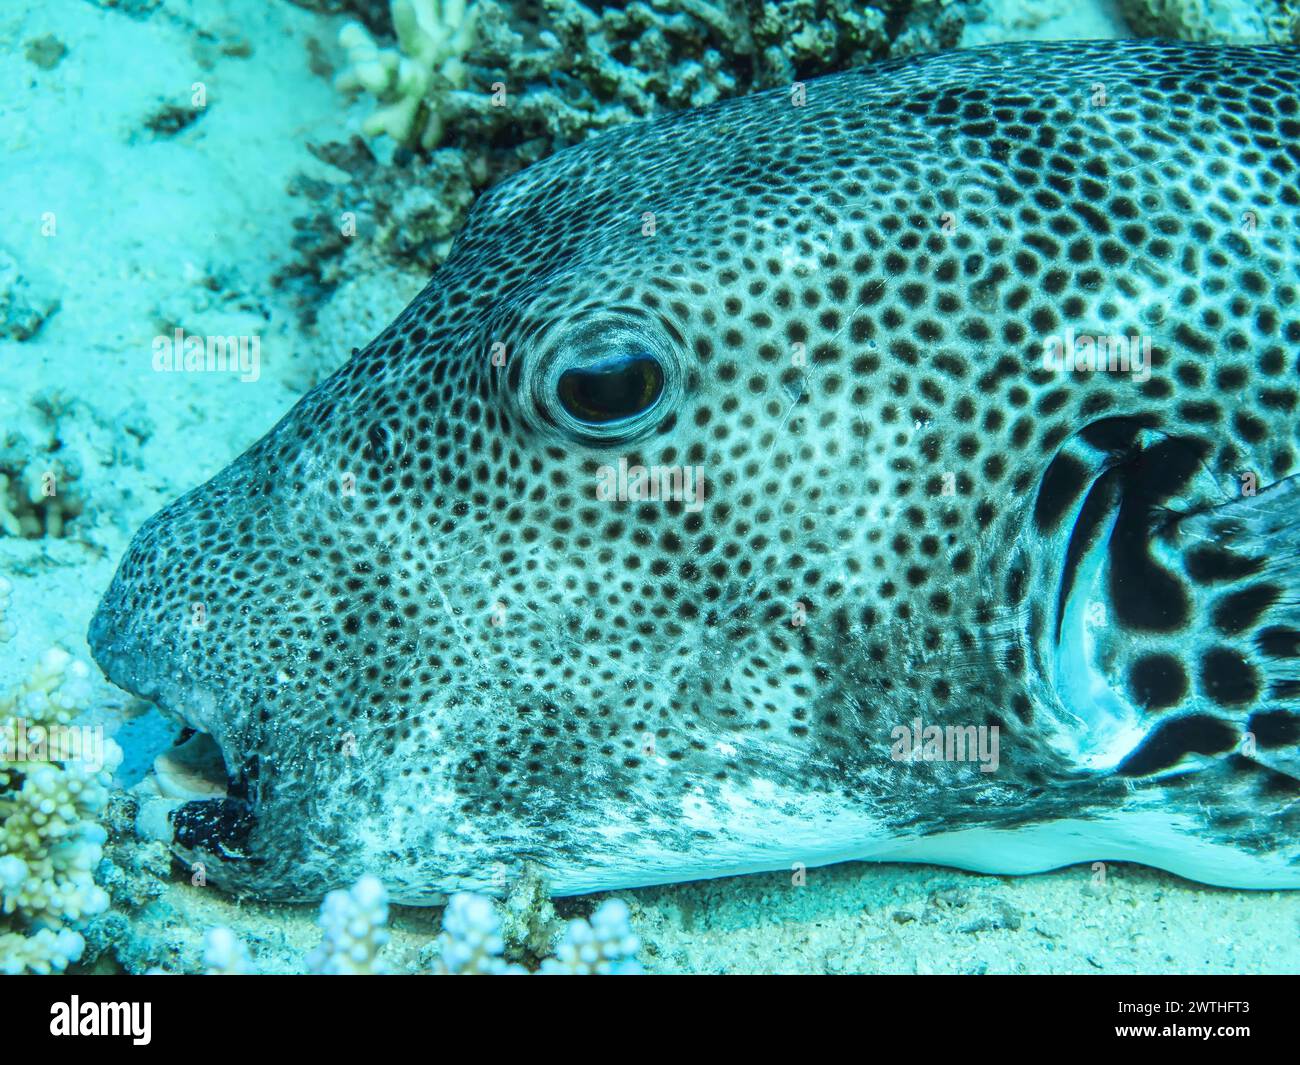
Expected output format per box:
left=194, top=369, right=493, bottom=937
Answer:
left=557, top=354, right=664, bottom=424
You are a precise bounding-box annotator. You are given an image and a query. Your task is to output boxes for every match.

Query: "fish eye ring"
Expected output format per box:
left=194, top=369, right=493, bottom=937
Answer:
left=533, top=311, right=680, bottom=441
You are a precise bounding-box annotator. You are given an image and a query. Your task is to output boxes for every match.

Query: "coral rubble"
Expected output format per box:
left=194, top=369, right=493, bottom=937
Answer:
left=174, top=875, right=642, bottom=974
left=1118, top=0, right=1299, bottom=43
left=337, top=0, right=480, bottom=148
left=279, top=0, right=966, bottom=341
left=0, top=249, right=60, bottom=342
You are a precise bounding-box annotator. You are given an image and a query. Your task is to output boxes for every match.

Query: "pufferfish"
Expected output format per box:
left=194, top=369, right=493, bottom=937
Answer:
left=89, top=39, right=1300, bottom=900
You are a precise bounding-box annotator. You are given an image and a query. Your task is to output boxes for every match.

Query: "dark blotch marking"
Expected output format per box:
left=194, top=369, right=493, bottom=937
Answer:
left=1078, top=414, right=1157, bottom=454
left=1212, top=583, right=1281, bottom=636
left=1185, top=547, right=1265, bottom=584
left=1107, top=437, right=1206, bottom=632
left=1248, top=709, right=1300, bottom=749
left=1257, top=626, right=1300, bottom=658
left=1200, top=646, right=1260, bottom=707
left=1034, top=451, right=1092, bottom=532
left=1128, top=652, right=1189, bottom=710
left=1117, top=715, right=1239, bottom=776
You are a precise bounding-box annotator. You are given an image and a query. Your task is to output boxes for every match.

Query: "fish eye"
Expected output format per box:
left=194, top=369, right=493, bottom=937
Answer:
left=556, top=353, right=664, bottom=425
left=524, top=309, right=681, bottom=442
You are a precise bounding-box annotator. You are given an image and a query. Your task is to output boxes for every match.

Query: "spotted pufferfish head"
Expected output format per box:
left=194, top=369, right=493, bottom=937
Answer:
left=89, top=78, right=991, bottom=896
left=89, top=39, right=1300, bottom=897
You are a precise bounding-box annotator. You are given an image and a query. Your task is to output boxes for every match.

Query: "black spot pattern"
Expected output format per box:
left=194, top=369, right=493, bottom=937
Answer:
left=87, top=41, right=1300, bottom=898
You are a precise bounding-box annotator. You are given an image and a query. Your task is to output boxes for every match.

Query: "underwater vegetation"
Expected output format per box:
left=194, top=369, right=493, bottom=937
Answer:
left=2, top=0, right=1300, bottom=977
left=336, top=0, right=480, bottom=150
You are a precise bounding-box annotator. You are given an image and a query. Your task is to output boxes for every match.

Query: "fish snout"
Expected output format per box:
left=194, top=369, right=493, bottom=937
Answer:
left=88, top=490, right=250, bottom=739
left=89, top=524, right=185, bottom=709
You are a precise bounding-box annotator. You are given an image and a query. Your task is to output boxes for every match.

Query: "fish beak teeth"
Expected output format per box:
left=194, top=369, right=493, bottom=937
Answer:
left=135, top=727, right=241, bottom=853
left=153, top=729, right=229, bottom=801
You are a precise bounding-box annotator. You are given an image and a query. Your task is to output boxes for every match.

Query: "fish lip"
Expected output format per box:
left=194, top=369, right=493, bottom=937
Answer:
left=88, top=588, right=242, bottom=784
left=87, top=594, right=183, bottom=723
left=89, top=586, right=203, bottom=728
left=92, top=595, right=268, bottom=875
left=88, top=594, right=163, bottom=705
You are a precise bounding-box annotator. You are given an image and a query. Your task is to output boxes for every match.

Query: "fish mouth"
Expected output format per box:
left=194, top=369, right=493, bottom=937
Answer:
left=153, top=727, right=229, bottom=802
left=88, top=591, right=255, bottom=861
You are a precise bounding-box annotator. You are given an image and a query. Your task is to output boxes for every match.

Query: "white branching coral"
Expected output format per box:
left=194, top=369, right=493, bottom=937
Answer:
left=0, top=649, right=120, bottom=974
left=337, top=0, right=479, bottom=149
left=434, top=891, right=524, bottom=974
left=539, top=899, right=642, bottom=975
left=205, top=878, right=643, bottom=974
left=202, top=927, right=253, bottom=975
left=437, top=892, right=642, bottom=975
left=305, top=873, right=391, bottom=974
